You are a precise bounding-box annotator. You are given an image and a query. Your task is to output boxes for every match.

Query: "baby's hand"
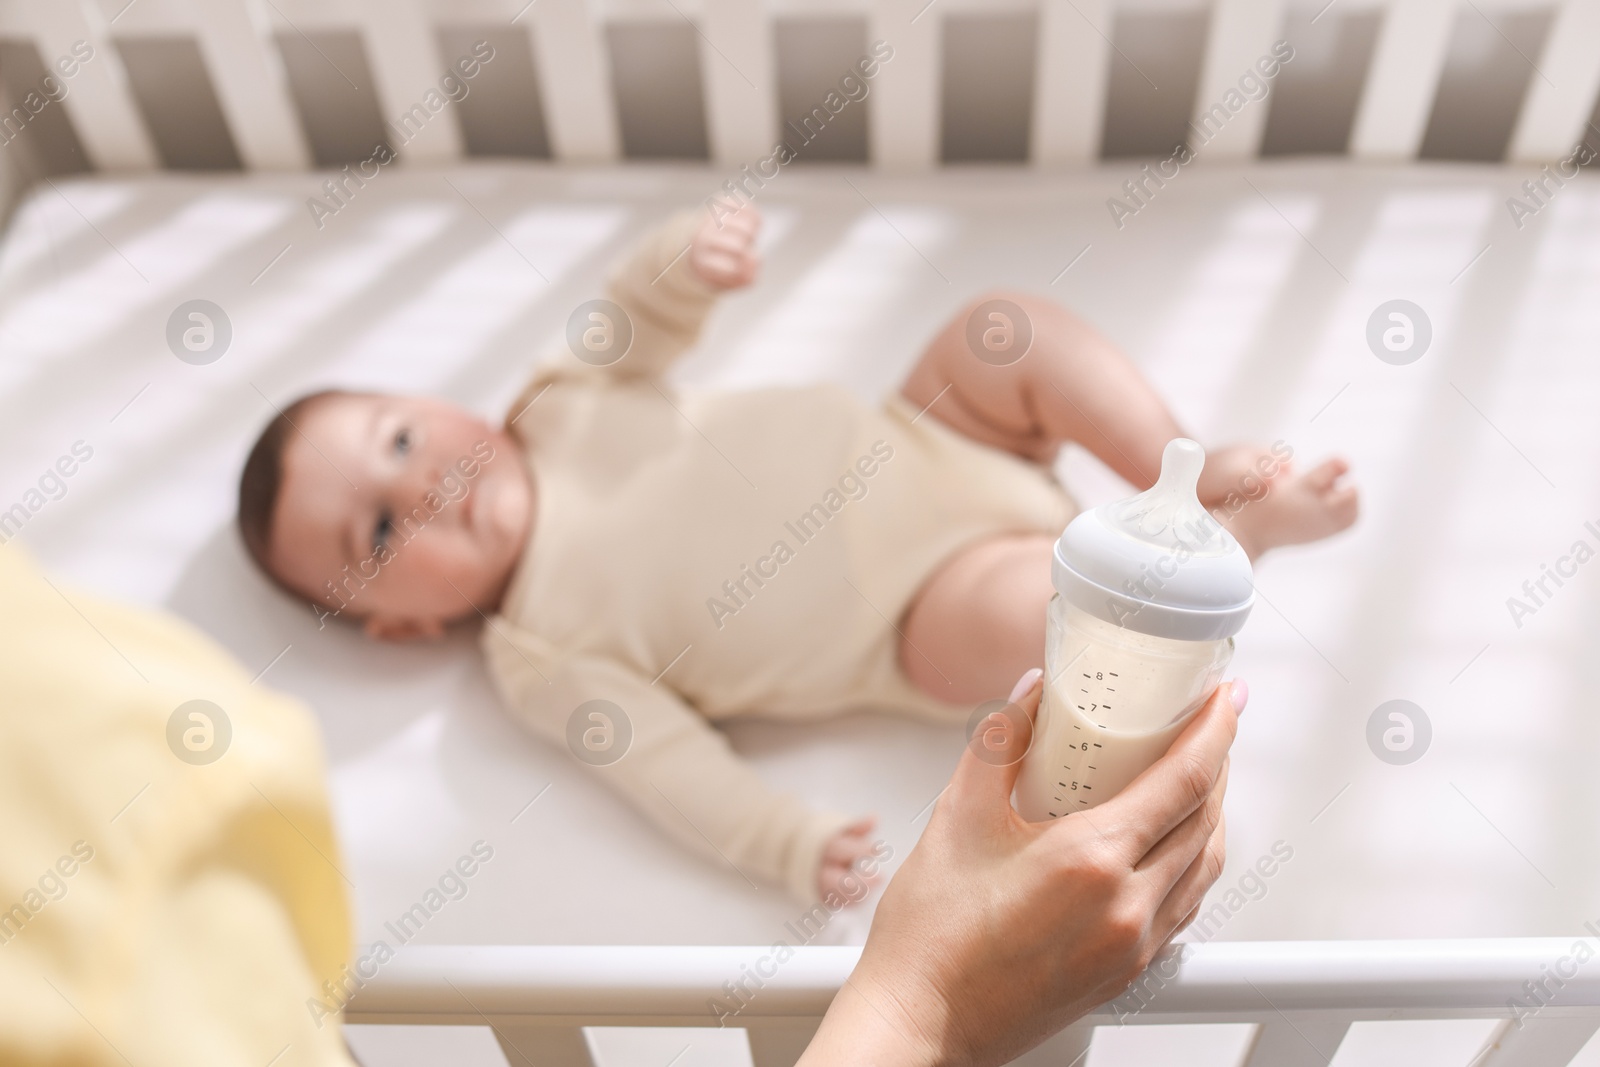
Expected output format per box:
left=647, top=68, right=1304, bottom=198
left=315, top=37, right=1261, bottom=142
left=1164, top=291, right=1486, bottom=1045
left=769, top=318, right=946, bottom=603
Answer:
left=689, top=203, right=761, bottom=290
left=816, top=816, right=884, bottom=904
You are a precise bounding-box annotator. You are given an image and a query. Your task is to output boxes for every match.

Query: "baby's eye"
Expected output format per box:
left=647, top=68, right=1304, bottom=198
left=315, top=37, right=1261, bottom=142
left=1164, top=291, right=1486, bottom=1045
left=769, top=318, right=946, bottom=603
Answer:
left=394, top=428, right=412, bottom=455
left=372, top=511, right=394, bottom=551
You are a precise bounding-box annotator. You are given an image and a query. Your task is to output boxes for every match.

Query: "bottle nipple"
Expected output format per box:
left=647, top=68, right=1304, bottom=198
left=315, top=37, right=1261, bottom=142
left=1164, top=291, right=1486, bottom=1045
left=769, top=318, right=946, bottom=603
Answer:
left=1050, top=437, right=1254, bottom=640
left=1111, top=438, right=1228, bottom=556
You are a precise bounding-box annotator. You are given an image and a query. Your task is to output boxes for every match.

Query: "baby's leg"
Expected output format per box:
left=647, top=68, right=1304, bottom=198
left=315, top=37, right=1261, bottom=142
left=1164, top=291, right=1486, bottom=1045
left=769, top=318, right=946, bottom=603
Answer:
left=898, top=294, right=1171, bottom=704
left=899, top=292, right=1179, bottom=485
left=899, top=291, right=1357, bottom=557
left=897, top=292, right=1357, bottom=705
left=900, top=533, right=1055, bottom=707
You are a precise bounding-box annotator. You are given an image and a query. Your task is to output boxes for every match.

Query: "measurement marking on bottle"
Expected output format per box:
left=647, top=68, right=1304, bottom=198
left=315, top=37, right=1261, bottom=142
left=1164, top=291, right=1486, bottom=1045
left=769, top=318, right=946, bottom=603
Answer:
left=1013, top=441, right=1246, bottom=825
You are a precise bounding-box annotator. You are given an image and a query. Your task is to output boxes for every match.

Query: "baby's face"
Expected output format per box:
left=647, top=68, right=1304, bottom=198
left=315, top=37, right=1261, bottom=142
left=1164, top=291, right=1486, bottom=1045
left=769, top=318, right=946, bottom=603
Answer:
left=269, top=393, right=533, bottom=640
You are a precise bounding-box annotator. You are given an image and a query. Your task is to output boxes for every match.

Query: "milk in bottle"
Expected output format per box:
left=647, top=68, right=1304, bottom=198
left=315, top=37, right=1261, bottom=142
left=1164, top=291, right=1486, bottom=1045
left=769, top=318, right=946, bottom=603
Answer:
left=1014, top=439, right=1253, bottom=821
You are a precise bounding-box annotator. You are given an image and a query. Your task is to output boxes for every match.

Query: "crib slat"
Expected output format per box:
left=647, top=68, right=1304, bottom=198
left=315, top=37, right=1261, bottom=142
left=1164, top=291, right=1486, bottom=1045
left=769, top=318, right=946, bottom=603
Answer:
left=16, top=0, right=160, bottom=170
left=191, top=0, right=313, bottom=170
left=357, top=0, right=463, bottom=164
left=747, top=1016, right=1091, bottom=1066
left=1241, top=1016, right=1351, bottom=1067
left=869, top=0, right=940, bottom=169
left=1030, top=0, right=1111, bottom=164
left=1348, top=0, right=1457, bottom=159
left=493, top=1022, right=594, bottom=1067
left=1507, top=0, right=1600, bottom=162
left=746, top=1018, right=823, bottom=1067
left=1005, top=1020, right=1094, bottom=1065
left=700, top=0, right=777, bottom=167
left=1189, top=0, right=1285, bottom=159
left=524, top=0, right=621, bottom=162
left=1473, top=1017, right=1600, bottom=1067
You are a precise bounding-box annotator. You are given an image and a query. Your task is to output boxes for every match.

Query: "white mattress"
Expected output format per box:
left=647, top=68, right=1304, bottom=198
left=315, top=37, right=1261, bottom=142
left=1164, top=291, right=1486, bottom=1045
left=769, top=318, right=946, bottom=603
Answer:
left=3, top=159, right=1596, bottom=974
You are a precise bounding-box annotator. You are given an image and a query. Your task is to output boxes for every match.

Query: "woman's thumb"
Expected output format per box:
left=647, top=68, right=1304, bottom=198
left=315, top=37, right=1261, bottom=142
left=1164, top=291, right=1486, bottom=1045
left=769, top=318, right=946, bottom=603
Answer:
left=947, top=668, right=1043, bottom=812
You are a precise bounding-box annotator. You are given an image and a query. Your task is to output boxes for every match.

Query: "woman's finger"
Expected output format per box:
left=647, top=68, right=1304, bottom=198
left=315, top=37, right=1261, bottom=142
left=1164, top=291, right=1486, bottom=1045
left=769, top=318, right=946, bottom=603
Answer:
left=1151, top=811, right=1228, bottom=941
left=1097, top=681, right=1242, bottom=861
left=943, top=668, right=1042, bottom=816
left=1134, top=757, right=1228, bottom=891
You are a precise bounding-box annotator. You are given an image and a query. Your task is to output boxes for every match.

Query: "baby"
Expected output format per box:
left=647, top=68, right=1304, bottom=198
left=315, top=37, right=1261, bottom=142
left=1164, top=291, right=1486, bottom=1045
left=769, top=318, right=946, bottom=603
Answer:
left=238, top=204, right=1357, bottom=903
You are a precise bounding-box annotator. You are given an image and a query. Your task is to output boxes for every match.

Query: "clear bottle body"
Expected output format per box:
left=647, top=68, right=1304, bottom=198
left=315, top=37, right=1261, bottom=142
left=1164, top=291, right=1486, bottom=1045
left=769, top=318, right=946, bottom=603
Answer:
left=1014, top=596, right=1233, bottom=821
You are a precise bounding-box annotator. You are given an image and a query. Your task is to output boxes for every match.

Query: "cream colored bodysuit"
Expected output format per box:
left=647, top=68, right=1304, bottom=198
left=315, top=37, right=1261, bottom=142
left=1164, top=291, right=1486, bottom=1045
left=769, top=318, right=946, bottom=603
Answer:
left=482, top=211, right=1075, bottom=900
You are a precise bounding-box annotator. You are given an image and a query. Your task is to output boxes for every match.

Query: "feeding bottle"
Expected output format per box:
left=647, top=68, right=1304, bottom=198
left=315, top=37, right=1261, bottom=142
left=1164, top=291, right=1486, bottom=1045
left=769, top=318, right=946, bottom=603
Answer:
left=1014, top=438, right=1253, bottom=821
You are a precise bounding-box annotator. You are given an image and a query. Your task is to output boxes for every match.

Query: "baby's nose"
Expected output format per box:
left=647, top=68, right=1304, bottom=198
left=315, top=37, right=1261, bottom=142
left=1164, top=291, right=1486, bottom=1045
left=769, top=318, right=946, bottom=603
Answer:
left=413, top=465, right=468, bottom=522
left=399, top=465, right=444, bottom=506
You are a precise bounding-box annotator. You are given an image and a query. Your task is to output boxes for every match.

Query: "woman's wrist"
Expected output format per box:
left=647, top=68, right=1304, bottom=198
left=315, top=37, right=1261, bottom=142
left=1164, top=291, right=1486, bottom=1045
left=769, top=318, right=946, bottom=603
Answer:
left=796, top=972, right=951, bottom=1067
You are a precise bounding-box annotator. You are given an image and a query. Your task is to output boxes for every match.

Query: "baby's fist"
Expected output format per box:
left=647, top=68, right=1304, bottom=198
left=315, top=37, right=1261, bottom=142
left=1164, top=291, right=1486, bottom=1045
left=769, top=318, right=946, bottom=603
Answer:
left=816, top=816, right=883, bottom=904
left=689, top=203, right=761, bottom=290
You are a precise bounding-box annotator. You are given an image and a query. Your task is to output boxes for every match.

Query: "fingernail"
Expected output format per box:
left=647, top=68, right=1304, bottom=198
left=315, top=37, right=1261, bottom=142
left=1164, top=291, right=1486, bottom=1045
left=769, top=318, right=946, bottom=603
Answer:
left=1009, top=668, right=1044, bottom=704
left=1229, top=679, right=1250, bottom=713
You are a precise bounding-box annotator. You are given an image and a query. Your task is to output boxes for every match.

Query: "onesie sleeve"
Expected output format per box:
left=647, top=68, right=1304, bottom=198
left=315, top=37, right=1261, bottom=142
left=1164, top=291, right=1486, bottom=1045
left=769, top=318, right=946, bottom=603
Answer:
left=506, top=209, right=722, bottom=414
left=602, top=208, right=723, bottom=378
left=481, top=619, right=853, bottom=903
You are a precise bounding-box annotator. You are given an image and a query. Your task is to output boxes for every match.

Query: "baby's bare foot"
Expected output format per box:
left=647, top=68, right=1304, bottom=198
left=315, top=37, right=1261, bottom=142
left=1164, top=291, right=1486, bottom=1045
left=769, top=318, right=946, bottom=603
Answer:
left=1209, top=454, right=1350, bottom=563
left=1207, top=450, right=1359, bottom=559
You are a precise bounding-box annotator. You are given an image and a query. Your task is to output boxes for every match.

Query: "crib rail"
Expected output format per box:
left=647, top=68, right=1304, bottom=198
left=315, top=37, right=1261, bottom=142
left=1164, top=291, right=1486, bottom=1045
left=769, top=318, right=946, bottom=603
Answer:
left=0, top=0, right=1595, bottom=179
left=344, top=940, right=1600, bottom=1066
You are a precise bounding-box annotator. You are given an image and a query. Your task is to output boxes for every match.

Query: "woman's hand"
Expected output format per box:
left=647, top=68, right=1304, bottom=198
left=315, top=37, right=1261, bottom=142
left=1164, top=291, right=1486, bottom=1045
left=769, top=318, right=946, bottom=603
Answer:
left=799, top=671, right=1245, bottom=1067
left=689, top=203, right=762, bottom=290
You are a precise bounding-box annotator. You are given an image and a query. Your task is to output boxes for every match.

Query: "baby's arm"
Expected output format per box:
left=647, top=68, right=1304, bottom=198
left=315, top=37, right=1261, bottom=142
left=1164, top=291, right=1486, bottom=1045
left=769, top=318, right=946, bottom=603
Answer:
left=483, top=623, right=852, bottom=901
left=599, top=203, right=762, bottom=379
left=501, top=205, right=761, bottom=424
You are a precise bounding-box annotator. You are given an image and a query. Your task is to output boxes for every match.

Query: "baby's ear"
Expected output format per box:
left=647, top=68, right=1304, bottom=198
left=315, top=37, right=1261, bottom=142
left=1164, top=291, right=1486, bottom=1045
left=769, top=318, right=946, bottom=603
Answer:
left=364, top=614, right=445, bottom=643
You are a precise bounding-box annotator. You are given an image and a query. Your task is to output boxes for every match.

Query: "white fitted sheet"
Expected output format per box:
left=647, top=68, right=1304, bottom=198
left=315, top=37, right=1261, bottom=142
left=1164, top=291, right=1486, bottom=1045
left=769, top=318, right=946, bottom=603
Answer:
left=2, top=161, right=1597, bottom=964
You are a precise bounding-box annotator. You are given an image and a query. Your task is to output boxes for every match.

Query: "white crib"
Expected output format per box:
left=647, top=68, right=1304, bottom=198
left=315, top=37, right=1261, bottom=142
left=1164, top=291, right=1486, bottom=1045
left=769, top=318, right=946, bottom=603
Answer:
left=342, top=941, right=1600, bottom=1066
left=3, top=0, right=1596, bottom=182
left=2, top=1, right=1599, bottom=1066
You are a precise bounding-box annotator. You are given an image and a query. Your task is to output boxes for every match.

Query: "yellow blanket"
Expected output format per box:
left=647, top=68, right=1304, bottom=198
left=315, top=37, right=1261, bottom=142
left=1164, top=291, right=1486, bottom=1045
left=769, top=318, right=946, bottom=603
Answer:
left=0, top=546, right=355, bottom=1066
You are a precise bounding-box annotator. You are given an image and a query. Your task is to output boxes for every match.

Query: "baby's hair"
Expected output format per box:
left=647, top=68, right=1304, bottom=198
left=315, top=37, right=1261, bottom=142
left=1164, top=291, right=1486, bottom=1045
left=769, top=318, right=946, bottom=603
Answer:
left=237, top=389, right=353, bottom=601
